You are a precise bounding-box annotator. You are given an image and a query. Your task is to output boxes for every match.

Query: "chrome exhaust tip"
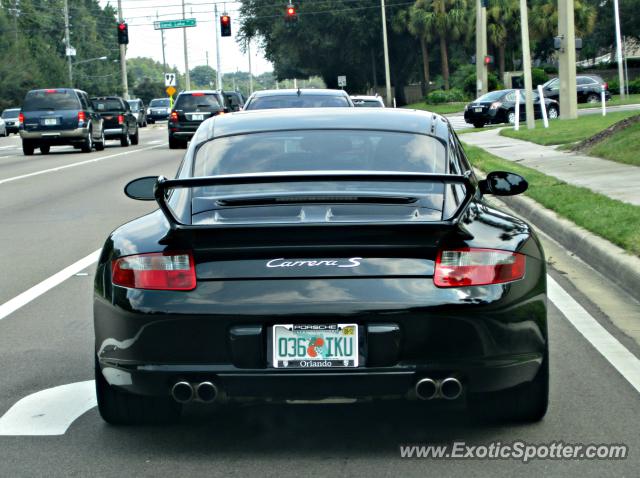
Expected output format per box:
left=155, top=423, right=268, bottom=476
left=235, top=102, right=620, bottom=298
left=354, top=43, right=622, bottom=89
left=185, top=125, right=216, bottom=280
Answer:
left=415, top=378, right=438, bottom=400
left=440, top=377, right=463, bottom=400
left=195, top=381, right=218, bottom=403
left=171, top=381, right=194, bottom=403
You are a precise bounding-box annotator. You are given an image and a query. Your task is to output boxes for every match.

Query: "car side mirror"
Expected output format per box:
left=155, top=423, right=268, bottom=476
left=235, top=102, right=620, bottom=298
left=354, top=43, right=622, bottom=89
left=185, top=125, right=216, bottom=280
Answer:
left=478, top=171, right=528, bottom=196
left=124, top=176, right=158, bottom=201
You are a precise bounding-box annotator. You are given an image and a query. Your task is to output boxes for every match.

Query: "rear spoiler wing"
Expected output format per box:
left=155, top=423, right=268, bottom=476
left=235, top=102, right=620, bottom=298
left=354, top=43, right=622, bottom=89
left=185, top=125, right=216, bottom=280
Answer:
left=153, top=171, right=476, bottom=230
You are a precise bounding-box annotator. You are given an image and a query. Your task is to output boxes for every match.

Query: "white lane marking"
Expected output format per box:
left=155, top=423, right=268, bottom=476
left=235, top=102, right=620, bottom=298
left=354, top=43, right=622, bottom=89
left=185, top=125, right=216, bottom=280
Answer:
left=0, top=381, right=96, bottom=436
left=548, top=275, right=640, bottom=394
left=0, top=143, right=167, bottom=186
left=0, top=249, right=100, bottom=321
left=148, top=140, right=163, bottom=144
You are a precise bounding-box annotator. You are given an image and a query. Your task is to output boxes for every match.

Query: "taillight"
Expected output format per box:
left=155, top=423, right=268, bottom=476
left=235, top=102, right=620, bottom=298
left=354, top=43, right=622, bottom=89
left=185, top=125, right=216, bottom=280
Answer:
left=112, top=252, right=196, bottom=291
left=170, top=111, right=178, bottom=121
left=78, top=111, right=86, bottom=124
left=434, top=248, right=525, bottom=287
left=603, top=82, right=608, bottom=90
left=117, top=114, right=124, bottom=125
left=18, top=113, right=24, bottom=125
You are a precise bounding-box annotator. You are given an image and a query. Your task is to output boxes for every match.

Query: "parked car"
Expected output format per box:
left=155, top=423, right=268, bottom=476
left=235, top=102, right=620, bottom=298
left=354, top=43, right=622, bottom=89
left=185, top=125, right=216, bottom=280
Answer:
left=1, top=108, right=21, bottom=134
left=224, top=91, right=245, bottom=111
left=0, top=117, right=5, bottom=137
left=127, top=99, right=148, bottom=127
left=464, top=89, right=560, bottom=128
left=351, top=95, right=385, bottom=107
left=541, top=75, right=612, bottom=103
left=147, top=98, right=171, bottom=123
left=91, top=96, right=139, bottom=147
left=168, top=90, right=227, bottom=149
left=19, top=88, right=105, bottom=155
left=94, top=108, right=548, bottom=425
left=243, top=89, right=355, bottom=110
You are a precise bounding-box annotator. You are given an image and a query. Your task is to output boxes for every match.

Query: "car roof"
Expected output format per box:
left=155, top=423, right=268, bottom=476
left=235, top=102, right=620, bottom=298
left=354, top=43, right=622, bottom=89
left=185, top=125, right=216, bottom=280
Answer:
left=179, top=90, right=222, bottom=95
left=3, top=108, right=20, bottom=111
left=250, top=89, right=349, bottom=98
left=197, top=108, right=450, bottom=141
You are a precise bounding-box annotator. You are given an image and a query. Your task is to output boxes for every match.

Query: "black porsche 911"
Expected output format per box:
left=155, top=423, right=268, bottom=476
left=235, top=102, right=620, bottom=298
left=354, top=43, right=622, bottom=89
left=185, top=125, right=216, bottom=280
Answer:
left=464, top=89, right=560, bottom=128
left=94, top=108, right=548, bottom=425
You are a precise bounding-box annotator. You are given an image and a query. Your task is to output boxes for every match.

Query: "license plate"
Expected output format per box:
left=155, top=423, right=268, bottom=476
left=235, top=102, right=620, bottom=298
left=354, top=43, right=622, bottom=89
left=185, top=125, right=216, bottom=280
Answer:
left=191, top=114, right=204, bottom=121
left=474, top=107, right=483, bottom=112
left=273, top=324, right=358, bottom=368
left=43, top=118, right=57, bottom=125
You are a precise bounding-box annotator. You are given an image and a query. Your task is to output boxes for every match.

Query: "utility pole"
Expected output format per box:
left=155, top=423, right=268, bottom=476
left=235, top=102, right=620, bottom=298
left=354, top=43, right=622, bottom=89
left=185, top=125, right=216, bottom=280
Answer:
left=214, top=4, right=222, bottom=90
left=63, top=0, right=73, bottom=87
left=248, top=39, right=254, bottom=94
left=182, top=0, right=190, bottom=90
left=380, top=0, right=392, bottom=106
left=158, top=12, right=167, bottom=78
left=475, top=0, right=488, bottom=97
left=117, top=0, right=129, bottom=99
left=519, top=0, right=535, bottom=128
left=613, top=0, right=625, bottom=100
left=558, top=0, right=577, bottom=119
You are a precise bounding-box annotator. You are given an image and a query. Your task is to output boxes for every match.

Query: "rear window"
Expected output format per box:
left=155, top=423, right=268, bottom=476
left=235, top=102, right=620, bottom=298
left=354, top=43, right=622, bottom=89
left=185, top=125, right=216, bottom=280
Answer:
left=353, top=99, right=383, bottom=108
left=92, top=99, right=124, bottom=111
left=2, top=109, right=19, bottom=118
left=127, top=100, right=141, bottom=111
left=245, top=95, right=350, bottom=110
left=150, top=99, right=170, bottom=107
left=194, top=130, right=446, bottom=176
left=22, top=90, right=81, bottom=111
left=476, top=91, right=506, bottom=102
left=175, top=94, right=221, bottom=110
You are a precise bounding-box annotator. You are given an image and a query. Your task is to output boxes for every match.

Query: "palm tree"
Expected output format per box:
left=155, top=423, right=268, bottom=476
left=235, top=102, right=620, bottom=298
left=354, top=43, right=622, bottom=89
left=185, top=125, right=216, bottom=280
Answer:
left=487, top=0, right=519, bottom=79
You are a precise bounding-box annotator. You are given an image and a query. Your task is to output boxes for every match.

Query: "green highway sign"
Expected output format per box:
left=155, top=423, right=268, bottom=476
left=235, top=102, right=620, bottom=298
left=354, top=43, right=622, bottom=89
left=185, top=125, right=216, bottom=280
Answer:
left=153, top=18, right=197, bottom=30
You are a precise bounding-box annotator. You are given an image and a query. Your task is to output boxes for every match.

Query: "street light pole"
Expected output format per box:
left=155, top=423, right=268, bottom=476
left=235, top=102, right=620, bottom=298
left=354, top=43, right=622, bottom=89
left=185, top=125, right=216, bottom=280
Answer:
left=613, top=0, right=625, bottom=100
left=182, top=0, right=190, bottom=90
left=117, top=0, right=129, bottom=99
left=380, top=0, right=392, bottom=107
left=519, top=0, right=535, bottom=129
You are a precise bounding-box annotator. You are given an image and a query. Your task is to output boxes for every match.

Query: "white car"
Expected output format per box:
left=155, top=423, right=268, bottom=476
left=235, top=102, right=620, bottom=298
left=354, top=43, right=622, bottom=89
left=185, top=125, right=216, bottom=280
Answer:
left=350, top=95, right=385, bottom=108
left=0, top=117, right=6, bottom=137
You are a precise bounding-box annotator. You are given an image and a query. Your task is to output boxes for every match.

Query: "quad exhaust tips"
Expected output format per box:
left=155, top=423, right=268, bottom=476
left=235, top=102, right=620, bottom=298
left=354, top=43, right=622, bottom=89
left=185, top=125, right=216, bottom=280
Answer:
left=171, top=381, right=219, bottom=403
left=415, top=377, right=463, bottom=400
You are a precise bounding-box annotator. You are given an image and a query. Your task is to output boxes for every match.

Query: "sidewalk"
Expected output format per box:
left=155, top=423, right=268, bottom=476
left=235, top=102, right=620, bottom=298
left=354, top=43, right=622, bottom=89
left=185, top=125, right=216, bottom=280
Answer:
left=461, top=128, right=640, bottom=207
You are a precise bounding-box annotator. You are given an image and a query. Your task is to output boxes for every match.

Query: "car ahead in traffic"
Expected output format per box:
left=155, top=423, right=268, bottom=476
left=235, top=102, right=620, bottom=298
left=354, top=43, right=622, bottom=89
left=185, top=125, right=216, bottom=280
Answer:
left=351, top=95, right=385, bottom=107
left=0, top=117, right=5, bottom=137
left=95, top=108, right=548, bottom=426
left=2, top=108, right=21, bottom=134
left=224, top=91, right=245, bottom=111
left=243, top=89, right=355, bottom=110
left=127, top=99, right=148, bottom=127
left=464, top=89, right=560, bottom=128
left=91, top=96, right=139, bottom=147
left=19, top=88, right=105, bottom=155
left=541, top=74, right=611, bottom=104
left=168, top=90, right=228, bottom=149
left=147, top=98, right=171, bottom=123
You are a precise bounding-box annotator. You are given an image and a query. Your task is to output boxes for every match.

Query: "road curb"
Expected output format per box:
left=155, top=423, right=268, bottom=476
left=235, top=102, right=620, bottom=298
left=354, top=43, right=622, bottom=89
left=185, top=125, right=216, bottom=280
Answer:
left=496, top=193, right=640, bottom=303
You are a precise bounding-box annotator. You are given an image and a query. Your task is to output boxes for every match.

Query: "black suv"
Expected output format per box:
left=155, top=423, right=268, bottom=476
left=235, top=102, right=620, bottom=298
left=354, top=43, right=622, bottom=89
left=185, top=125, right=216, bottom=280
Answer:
left=19, top=88, right=105, bottom=155
left=541, top=75, right=612, bottom=103
left=91, top=96, right=139, bottom=147
left=168, top=90, right=228, bottom=149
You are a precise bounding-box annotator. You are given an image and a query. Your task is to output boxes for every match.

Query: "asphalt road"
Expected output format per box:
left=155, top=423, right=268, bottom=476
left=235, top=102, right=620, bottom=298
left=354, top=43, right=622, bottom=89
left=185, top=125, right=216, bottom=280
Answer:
left=0, top=124, right=639, bottom=477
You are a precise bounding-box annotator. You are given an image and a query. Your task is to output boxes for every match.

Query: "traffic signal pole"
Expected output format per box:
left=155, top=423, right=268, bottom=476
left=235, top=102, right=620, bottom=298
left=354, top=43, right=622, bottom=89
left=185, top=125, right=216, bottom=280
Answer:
left=117, top=0, right=129, bottom=99
left=558, top=0, right=578, bottom=119
left=214, top=4, right=222, bottom=90
left=475, top=0, right=488, bottom=97
left=182, top=0, right=191, bottom=90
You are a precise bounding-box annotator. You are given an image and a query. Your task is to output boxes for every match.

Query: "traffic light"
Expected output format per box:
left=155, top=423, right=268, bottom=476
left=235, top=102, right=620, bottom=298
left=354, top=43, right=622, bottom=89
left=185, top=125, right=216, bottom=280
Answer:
left=484, top=55, right=494, bottom=65
left=220, top=15, right=231, bottom=37
left=284, top=3, right=298, bottom=25
left=117, top=22, right=129, bottom=45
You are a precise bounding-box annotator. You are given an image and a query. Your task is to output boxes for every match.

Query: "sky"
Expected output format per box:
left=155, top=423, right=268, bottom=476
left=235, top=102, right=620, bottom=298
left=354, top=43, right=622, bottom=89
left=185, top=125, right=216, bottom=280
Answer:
left=100, top=0, right=273, bottom=75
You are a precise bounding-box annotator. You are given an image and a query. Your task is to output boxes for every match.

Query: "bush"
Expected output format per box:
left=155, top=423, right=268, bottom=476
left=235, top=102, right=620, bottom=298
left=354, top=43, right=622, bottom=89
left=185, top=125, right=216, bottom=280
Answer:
left=531, top=68, right=549, bottom=87
left=543, top=65, right=558, bottom=74
left=463, top=72, right=502, bottom=97
left=609, top=78, right=640, bottom=95
left=426, top=88, right=467, bottom=104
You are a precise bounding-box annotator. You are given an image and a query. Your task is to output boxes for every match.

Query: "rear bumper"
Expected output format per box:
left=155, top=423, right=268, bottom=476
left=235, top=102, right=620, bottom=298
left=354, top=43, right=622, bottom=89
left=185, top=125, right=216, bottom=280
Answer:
left=104, top=127, right=124, bottom=138
left=169, top=129, right=196, bottom=139
left=464, top=110, right=502, bottom=125
left=20, top=127, right=89, bottom=144
left=148, top=113, right=169, bottom=121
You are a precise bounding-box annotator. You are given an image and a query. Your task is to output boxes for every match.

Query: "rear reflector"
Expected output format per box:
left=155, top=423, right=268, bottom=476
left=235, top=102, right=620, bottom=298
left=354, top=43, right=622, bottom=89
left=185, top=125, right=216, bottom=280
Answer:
left=170, top=111, right=178, bottom=121
left=112, top=252, right=196, bottom=290
left=434, top=248, right=525, bottom=287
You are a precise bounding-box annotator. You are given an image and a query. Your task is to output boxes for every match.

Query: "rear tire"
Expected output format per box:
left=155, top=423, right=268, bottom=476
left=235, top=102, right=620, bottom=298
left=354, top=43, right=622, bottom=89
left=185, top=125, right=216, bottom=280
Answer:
left=120, top=129, right=130, bottom=147
left=40, top=145, right=50, bottom=155
left=81, top=131, right=93, bottom=153
left=586, top=93, right=599, bottom=104
left=22, top=140, right=34, bottom=156
left=130, top=127, right=139, bottom=145
left=473, top=122, right=484, bottom=129
left=470, top=351, right=549, bottom=423
left=168, top=135, right=182, bottom=149
left=547, top=106, right=559, bottom=120
left=95, top=358, right=181, bottom=426
left=95, top=130, right=105, bottom=151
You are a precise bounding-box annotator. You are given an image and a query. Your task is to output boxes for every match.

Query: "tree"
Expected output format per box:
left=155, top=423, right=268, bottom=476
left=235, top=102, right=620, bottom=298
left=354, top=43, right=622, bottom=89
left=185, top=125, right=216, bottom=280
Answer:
left=487, top=0, right=519, bottom=79
left=190, top=65, right=217, bottom=89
